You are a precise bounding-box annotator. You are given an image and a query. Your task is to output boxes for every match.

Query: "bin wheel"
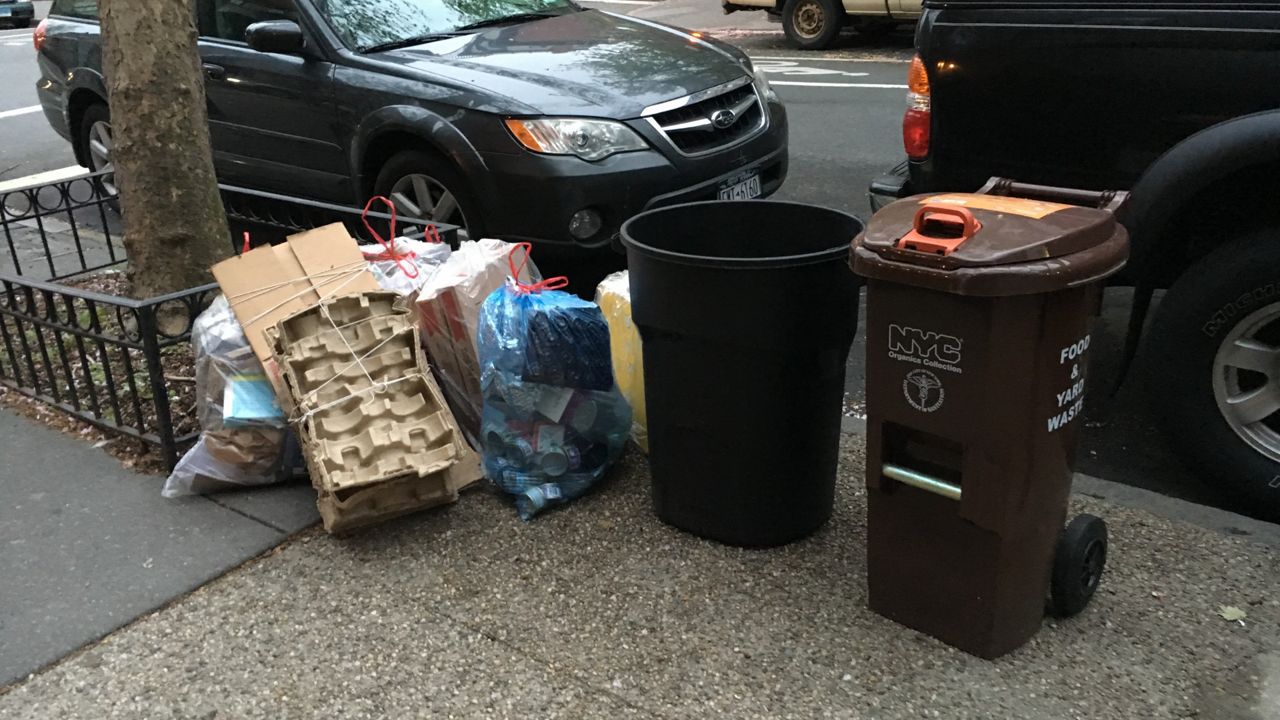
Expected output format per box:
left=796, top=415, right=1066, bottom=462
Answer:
left=1050, top=514, right=1107, bottom=618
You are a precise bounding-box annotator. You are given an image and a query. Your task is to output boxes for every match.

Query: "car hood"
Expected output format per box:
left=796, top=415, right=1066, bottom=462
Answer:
left=375, top=10, right=751, bottom=118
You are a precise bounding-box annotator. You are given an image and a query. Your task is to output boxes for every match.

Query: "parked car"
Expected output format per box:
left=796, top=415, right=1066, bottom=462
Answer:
left=34, top=0, right=787, bottom=254
left=0, top=0, right=34, bottom=28
left=871, top=0, right=1280, bottom=516
left=722, top=0, right=919, bottom=50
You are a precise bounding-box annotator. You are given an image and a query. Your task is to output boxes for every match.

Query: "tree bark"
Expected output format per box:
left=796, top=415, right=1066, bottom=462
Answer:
left=100, top=0, right=231, bottom=300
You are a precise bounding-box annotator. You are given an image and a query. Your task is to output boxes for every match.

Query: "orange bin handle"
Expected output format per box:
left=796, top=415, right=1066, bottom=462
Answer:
left=897, top=205, right=982, bottom=256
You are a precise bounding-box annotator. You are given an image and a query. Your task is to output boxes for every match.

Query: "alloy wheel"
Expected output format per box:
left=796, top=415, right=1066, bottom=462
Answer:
left=87, top=119, right=117, bottom=196
left=387, top=172, right=467, bottom=228
left=793, top=0, right=825, bottom=39
left=1212, top=301, right=1280, bottom=462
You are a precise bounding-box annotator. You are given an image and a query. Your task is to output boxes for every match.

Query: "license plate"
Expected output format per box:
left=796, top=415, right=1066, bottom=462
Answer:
left=718, top=172, right=762, bottom=201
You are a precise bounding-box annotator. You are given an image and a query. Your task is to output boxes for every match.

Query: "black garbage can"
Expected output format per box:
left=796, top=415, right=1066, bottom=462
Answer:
left=621, top=201, right=862, bottom=547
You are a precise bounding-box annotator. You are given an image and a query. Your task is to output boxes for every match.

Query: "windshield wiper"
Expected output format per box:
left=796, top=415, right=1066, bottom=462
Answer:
left=452, top=11, right=568, bottom=32
left=360, top=33, right=459, bottom=54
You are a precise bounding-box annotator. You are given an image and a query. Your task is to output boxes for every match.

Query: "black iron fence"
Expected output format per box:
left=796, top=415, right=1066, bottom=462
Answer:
left=0, top=170, right=455, bottom=469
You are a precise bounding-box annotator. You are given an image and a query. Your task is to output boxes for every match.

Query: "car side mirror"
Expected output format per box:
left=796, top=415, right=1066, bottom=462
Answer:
left=245, top=20, right=306, bottom=55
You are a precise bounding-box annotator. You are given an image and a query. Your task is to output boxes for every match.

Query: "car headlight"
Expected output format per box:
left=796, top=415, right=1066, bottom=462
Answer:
left=753, top=66, right=779, bottom=103
left=504, top=118, right=648, bottom=162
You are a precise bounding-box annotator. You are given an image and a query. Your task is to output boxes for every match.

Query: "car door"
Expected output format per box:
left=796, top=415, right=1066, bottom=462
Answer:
left=893, top=0, right=920, bottom=16
left=195, top=0, right=348, bottom=201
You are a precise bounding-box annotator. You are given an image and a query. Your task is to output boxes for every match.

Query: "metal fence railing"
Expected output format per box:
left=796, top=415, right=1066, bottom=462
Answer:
left=0, top=170, right=456, bottom=469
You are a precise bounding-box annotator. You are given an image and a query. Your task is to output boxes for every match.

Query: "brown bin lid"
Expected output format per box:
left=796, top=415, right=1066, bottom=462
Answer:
left=852, top=192, right=1129, bottom=297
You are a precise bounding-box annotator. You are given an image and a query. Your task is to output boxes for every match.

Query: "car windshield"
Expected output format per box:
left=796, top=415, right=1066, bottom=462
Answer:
left=312, top=0, right=578, bottom=52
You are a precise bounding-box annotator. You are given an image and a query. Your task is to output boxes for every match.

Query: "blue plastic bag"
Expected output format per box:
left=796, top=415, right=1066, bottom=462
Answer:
left=477, top=260, right=631, bottom=520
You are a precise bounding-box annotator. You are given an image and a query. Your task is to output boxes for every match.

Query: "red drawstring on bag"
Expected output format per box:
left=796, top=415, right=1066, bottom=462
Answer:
left=508, top=242, right=568, bottom=293
left=361, top=195, right=419, bottom=279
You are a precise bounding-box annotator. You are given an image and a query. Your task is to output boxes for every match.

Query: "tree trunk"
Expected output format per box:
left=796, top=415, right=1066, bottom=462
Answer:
left=100, top=0, right=231, bottom=300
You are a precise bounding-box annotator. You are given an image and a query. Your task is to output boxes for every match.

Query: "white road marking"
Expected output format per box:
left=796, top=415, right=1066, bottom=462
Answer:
left=0, top=165, right=88, bottom=194
left=750, top=54, right=910, bottom=63
left=755, top=60, right=870, bottom=78
left=0, top=105, right=41, bottom=120
left=579, top=0, right=657, bottom=4
left=0, top=30, right=34, bottom=38
left=773, top=81, right=906, bottom=88
left=754, top=59, right=905, bottom=87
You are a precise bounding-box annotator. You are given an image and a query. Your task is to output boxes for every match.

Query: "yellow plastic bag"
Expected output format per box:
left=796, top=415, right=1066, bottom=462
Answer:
left=595, top=271, right=647, bottom=452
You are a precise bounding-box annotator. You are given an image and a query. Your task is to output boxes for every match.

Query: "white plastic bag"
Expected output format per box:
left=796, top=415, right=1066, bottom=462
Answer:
left=361, top=236, right=452, bottom=296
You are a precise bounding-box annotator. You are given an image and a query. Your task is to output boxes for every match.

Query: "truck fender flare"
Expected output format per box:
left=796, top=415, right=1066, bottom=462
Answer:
left=349, top=105, right=491, bottom=202
left=1115, top=110, right=1280, bottom=393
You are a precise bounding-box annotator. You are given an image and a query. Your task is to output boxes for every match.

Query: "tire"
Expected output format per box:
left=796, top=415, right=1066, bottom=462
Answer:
left=372, top=149, right=484, bottom=239
left=1146, top=233, right=1280, bottom=518
left=1050, top=514, right=1107, bottom=618
left=77, top=102, right=119, bottom=208
left=781, top=0, right=842, bottom=50
left=13, top=19, right=32, bottom=29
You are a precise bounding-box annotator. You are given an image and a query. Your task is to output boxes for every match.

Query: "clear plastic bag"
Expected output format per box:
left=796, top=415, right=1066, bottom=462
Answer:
left=478, top=275, right=631, bottom=520
left=162, top=295, right=289, bottom=498
left=594, top=271, right=647, bottom=451
left=361, top=236, right=452, bottom=296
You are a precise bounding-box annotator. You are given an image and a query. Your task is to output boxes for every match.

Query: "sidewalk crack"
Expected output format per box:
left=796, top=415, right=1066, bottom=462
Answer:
left=203, top=495, right=289, bottom=534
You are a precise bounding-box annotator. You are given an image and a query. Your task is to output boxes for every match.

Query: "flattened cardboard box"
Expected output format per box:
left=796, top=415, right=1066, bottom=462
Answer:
left=212, top=223, right=382, bottom=406
left=271, top=292, right=482, bottom=532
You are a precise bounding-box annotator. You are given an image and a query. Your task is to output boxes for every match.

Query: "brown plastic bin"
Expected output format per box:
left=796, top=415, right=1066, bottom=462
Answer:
left=851, top=178, right=1129, bottom=659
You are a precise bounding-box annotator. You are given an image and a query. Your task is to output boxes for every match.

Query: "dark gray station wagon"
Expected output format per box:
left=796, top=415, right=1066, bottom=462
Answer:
left=35, top=0, right=788, bottom=252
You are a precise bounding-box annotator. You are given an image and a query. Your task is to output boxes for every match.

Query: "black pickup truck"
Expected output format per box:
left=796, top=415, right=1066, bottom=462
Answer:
left=871, top=0, right=1280, bottom=515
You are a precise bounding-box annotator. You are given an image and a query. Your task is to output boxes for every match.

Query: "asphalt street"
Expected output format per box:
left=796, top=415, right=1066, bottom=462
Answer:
left=0, top=20, right=1225, bottom=513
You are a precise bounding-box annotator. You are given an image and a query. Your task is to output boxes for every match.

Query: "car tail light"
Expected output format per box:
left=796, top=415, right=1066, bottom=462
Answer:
left=33, top=19, right=48, bottom=52
left=903, top=54, right=930, bottom=159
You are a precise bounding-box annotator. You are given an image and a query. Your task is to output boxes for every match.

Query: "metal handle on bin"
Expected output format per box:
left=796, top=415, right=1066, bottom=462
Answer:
left=978, top=177, right=1129, bottom=215
left=882, top=463, right=962, bottom=501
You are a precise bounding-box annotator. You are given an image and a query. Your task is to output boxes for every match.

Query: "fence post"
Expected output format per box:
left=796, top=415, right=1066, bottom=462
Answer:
left=138, top=305, right=179, bottom=470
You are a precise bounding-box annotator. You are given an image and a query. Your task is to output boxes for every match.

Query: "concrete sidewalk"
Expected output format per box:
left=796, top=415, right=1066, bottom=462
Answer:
left=1, top=437, right=1277, bottom=719
left=0, top=406, right=318, bottom=687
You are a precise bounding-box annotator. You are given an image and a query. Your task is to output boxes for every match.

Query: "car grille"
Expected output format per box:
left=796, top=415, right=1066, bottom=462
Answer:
left=647, top=80, right=765, bottom=156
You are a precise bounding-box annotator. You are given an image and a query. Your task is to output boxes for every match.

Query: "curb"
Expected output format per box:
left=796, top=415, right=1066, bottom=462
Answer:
left=1072, top=473, right=1280, bottom=549
left=704, top=29, right=779, bottom=35
left=839, top=417, right=1280, bottom=548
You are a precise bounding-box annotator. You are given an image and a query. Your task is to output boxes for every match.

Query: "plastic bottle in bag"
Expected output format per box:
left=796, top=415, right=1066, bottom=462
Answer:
left=477, top=251, right=630, bottom=520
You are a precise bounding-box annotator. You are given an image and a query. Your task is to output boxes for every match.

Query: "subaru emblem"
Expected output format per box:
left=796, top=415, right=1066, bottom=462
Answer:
left=710, top=109, right=737, bottom=129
